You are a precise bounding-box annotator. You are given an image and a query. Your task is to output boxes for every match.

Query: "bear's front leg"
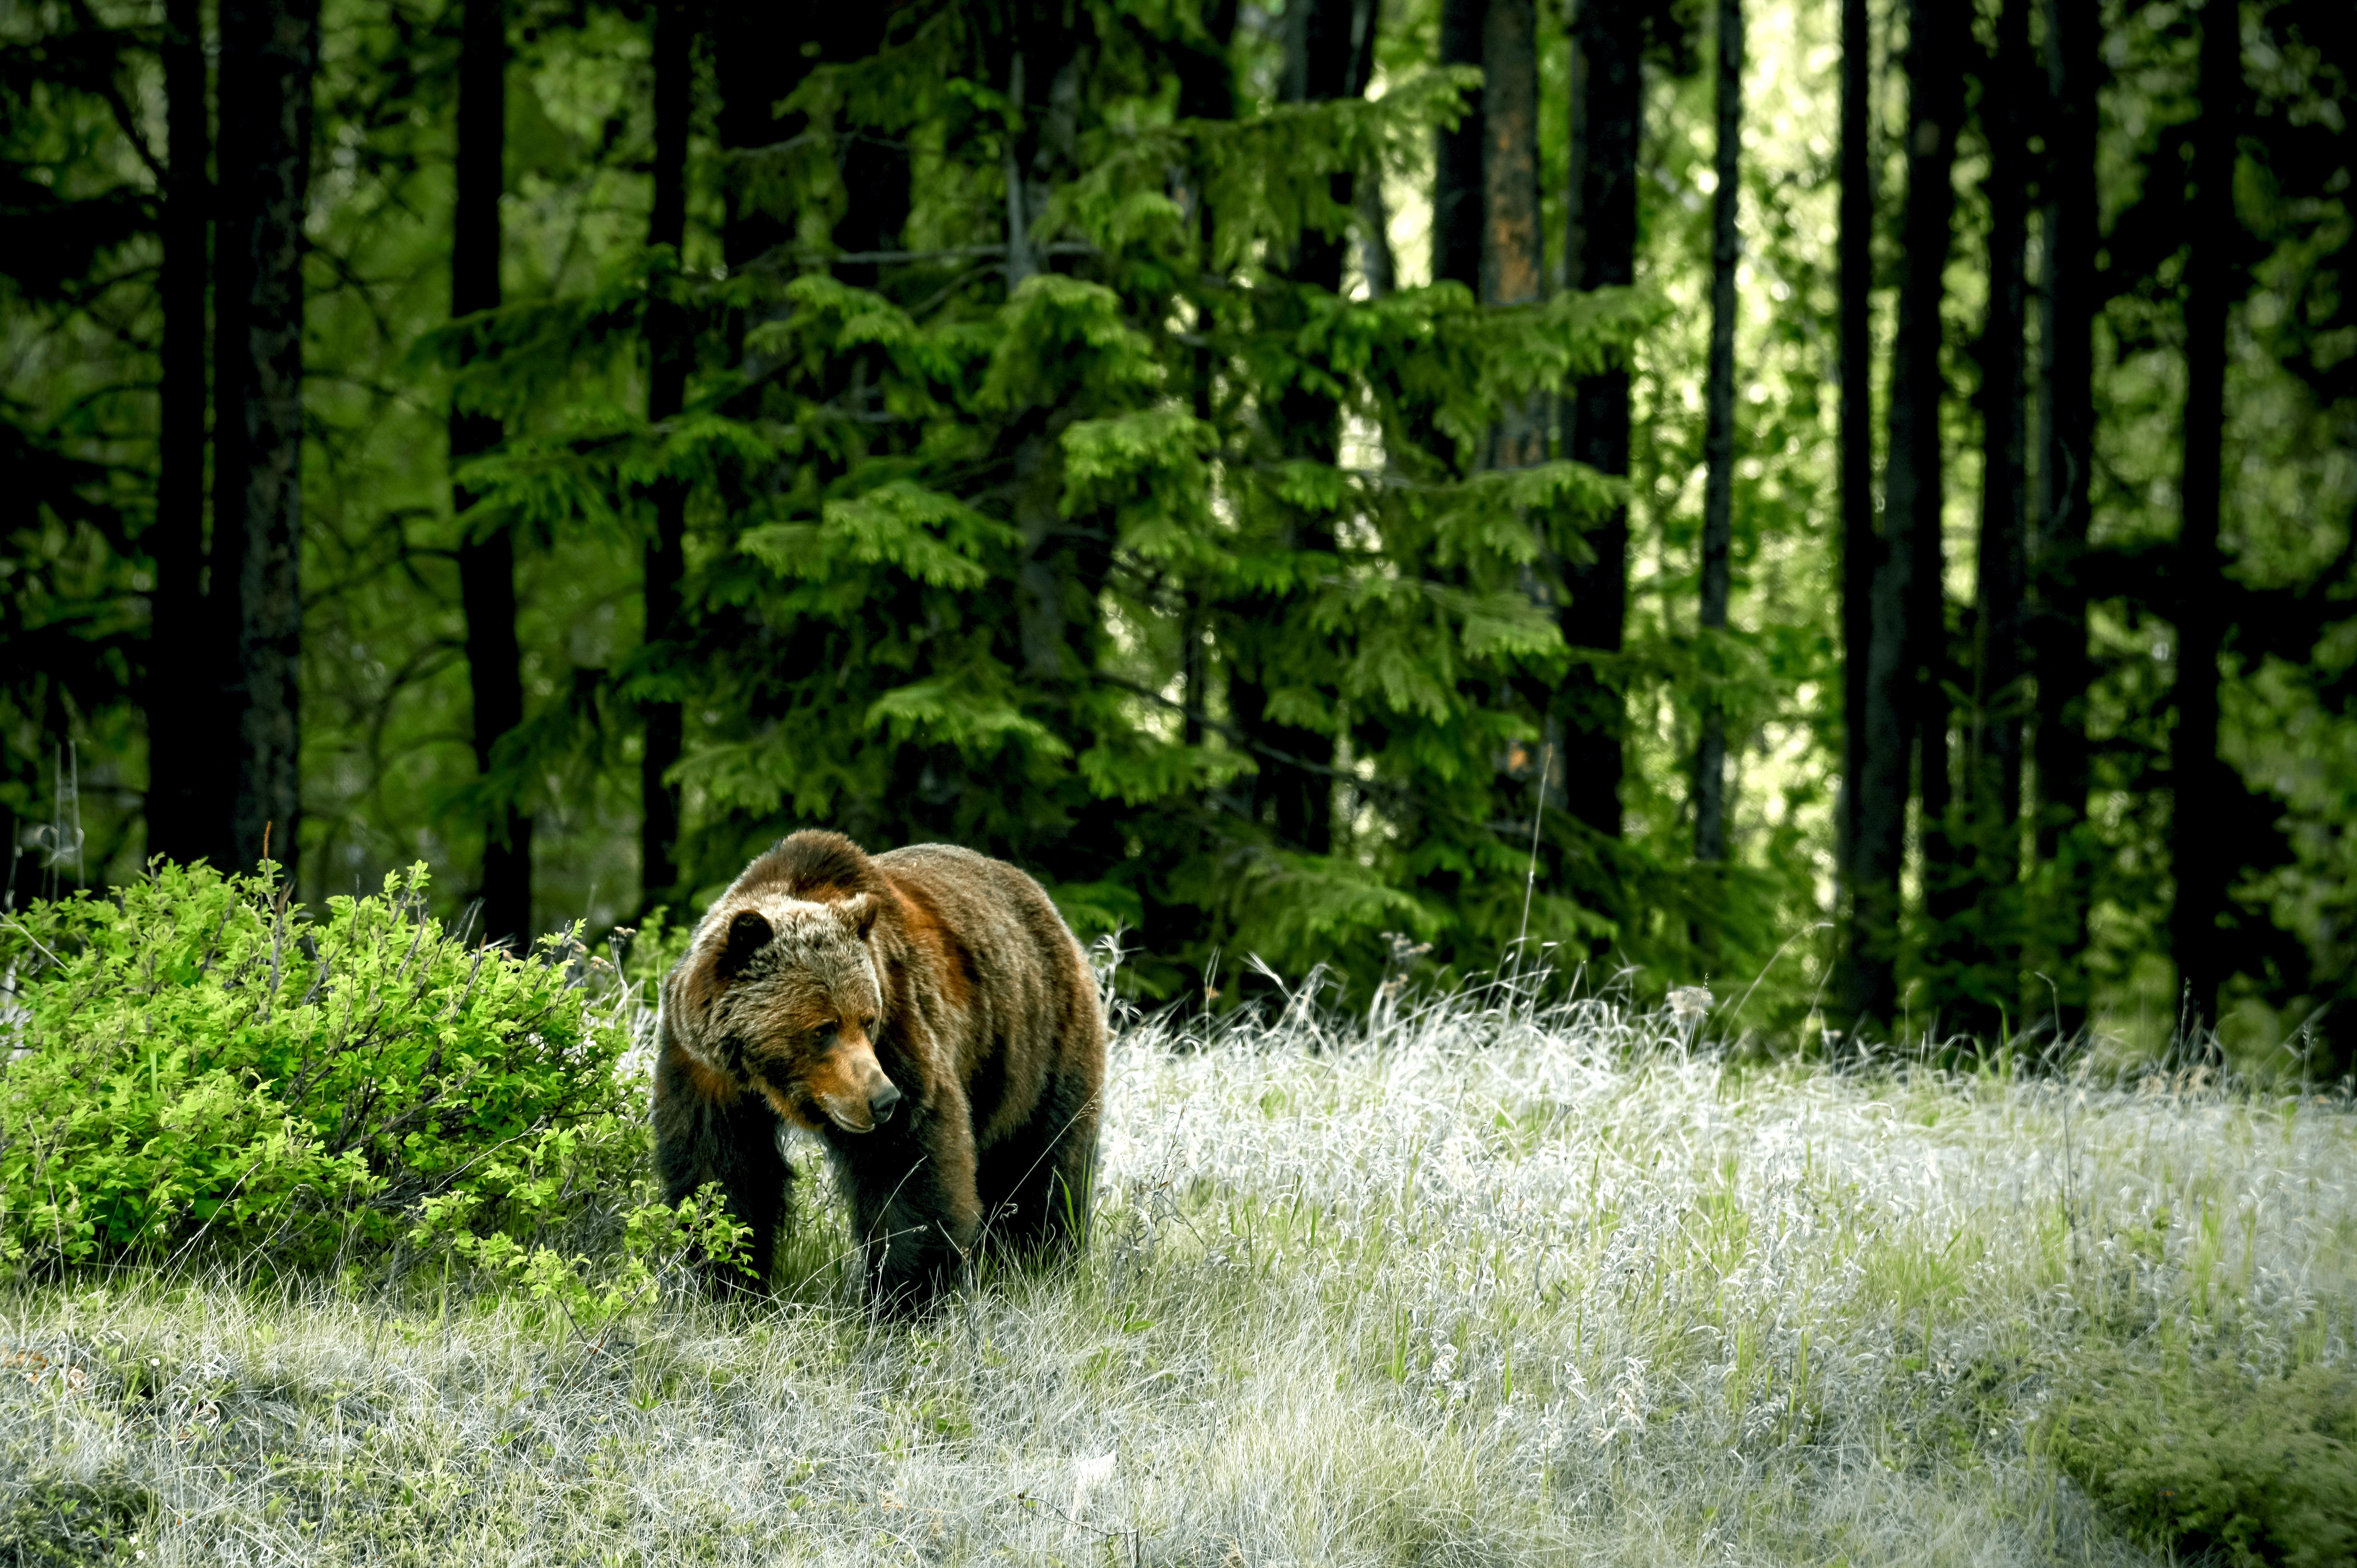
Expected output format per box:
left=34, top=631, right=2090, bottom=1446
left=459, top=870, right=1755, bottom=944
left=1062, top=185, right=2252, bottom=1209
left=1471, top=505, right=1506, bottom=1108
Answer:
left=652, top=1042, right=790, bottom=1290
left=839, top=1104, right=979, bottom=1315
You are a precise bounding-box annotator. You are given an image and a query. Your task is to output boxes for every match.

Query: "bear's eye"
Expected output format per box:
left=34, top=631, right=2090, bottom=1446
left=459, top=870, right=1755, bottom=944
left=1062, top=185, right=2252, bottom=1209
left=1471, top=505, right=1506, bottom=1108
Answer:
left=813, top=1019, right=840, bottom=1045
left=860, top=1014, right=878, bottom=1034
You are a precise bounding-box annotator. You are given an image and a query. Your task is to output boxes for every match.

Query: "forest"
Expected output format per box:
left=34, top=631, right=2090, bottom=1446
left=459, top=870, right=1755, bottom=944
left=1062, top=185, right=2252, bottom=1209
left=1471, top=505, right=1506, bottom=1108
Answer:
left=5, top=0, right=2353, bottom=1070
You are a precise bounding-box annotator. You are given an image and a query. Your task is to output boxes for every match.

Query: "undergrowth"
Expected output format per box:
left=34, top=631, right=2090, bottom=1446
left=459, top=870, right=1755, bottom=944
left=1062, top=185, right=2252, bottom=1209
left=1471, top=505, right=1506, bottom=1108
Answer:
left=1, top=897, right=2352, bottom=1564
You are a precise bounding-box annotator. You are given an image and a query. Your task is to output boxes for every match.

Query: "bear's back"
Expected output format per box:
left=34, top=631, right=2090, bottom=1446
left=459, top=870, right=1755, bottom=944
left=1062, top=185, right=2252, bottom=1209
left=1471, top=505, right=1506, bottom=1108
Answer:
left=872, top=843, right=1083, bottom=1005
left=872, top=844, right=1100, bottom=1142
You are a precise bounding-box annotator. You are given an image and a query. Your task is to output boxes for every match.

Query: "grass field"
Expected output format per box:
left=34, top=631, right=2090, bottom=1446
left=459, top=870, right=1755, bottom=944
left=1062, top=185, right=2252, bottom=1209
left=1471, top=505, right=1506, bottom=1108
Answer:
left=4, top=982, right=2352, bottom=1566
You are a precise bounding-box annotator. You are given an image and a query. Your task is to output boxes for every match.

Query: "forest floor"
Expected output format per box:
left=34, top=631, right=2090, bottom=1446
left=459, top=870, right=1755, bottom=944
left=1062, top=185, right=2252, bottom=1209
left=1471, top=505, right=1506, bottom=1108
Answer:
left=4, top=986, right=2351, bottom=1566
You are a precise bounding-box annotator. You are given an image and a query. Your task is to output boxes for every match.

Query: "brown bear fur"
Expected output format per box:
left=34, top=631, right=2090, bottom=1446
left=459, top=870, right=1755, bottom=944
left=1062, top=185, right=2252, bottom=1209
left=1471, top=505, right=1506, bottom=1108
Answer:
left=651, top=830, right=1106, bottom=1310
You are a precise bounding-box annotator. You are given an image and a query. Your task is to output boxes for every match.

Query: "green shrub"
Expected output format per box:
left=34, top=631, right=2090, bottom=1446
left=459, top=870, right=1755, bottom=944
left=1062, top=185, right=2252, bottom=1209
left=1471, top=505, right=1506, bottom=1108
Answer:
left=2045, top=1351, right=2357, bottom=1568
left=0, top=860, right=645, bottom=1270
left=0, top=1472, right=152, bottom=1566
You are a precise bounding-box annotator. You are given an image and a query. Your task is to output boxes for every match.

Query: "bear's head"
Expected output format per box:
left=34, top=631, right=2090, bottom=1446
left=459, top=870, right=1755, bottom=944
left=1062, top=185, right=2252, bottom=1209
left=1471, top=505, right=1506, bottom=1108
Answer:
left=665, top=893, right=902, bottom=1134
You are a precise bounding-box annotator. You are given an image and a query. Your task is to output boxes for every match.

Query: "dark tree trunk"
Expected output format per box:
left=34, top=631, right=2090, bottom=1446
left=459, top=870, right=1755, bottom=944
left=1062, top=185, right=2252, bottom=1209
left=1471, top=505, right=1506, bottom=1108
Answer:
left=1836, top=0, right=1872, bottom=900
left=2033, top=0, right=2096, bottom=1037
left=1483, top=0, right=1545, bottom=468
left=1481, top=0, right=1542, bottom=313
left=1180, top=0, right=1236, bottom=750
left=147, top=0, right=210, bottom=866
left=212, top=0, right=318, bottom=882
left=1560, top=0, right=1640, bottom=843
left=712, top=8, right=806, bottom=276
left=452, top=0, right=528, bottom=946
left=1433, top=0, right=1484, bottom=291
left=1904, top=0, right=1967, bottom=995
left=1352, top=0, right=1394, bottom=299
left=1960, top=0, right=2031, bottom=1038
left=640, top=0, right=691, bottom=911
left=1694, top=0, right=1742, bottom=867
left=818, top=12, right=912, bottom=288
left=1847, top=0, right=1962, bottom=1036
left=2173, top=0, right=2242, bottom=1033
left=1483, top=0, right=1555, bottom=844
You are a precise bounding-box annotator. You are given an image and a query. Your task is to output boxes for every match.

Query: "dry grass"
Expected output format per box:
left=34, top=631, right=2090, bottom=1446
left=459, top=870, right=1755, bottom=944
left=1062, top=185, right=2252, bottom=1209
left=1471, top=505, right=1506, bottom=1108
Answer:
left=4, top=980, right=2352, bottom=1566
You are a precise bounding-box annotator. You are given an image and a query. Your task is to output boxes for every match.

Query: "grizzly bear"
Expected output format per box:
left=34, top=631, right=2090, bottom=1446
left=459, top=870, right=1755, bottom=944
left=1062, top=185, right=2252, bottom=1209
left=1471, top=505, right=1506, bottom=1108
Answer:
left=650, top=830, right=1106, bottom=1312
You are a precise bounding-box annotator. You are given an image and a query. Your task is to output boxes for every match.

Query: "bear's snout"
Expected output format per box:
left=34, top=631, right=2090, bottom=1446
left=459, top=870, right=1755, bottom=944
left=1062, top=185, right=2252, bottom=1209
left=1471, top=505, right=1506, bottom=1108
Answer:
left=802, top=1039, right=899, bottom=1135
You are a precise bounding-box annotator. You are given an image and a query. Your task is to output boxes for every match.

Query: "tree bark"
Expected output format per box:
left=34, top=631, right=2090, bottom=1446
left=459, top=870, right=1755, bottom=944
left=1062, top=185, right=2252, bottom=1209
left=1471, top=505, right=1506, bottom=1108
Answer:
left=1433, top=0, right=1485, bottom=291
left=452, top=0, right=529, bottom=945
left=1180, top=0, right=1236, bottom=751
left=2033, top=0, right=2096, bottom=1037
left=640, top=0, right=691, bottom=911
left=819, top=12, right=912, bottom=289
left=147, top=0, right=210, bottom=867
left=2173, top=0, right=2241, bottom=1033
left=1960, top=0, right=2030, bottom=1038
left=1846, top=0, right=1961, bottom=1036
left=1483, top=0, right=1545, bottom=468
left=1836, top=0, right=1872, bottom=902
left=712, top=6, right=806, bottom=275
left=1904, top=0, right=1966, bottom=985
left=1560, top=0, right=1640, bottom=843
left=212, top=0, right=318, bottom=882
left=1695, top=0, right=1741, bottom=867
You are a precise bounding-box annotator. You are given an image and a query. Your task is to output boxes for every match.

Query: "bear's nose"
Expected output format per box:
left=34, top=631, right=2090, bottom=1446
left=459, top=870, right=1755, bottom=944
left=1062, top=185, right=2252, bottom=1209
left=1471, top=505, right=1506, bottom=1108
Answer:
left=869, top=1080, right=902, bottom=1124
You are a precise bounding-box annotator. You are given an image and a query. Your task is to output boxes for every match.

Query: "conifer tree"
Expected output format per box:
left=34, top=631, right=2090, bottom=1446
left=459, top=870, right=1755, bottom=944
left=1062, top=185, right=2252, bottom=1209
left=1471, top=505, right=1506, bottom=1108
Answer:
left=1562, top=0, right=1643, bottom=846
left=2034, top=0, right=2097, bottom=1037
left=452, top=0, right=529, bottom=943
left=1846, top=0, right=1963, bottom=1035
left=1695, top=0, right=1742, bottom=871
left=212, top=0, right=319, bottom=880
left=1835, top=0, right=1873, bottom=925
left=146, top=0, right=210, bottom=867
left=638, top=0, right=693, bottom=910
left=2173, top=0, right=2243, bottom=1030
left=1957, top=0, right=2031, bottom=1038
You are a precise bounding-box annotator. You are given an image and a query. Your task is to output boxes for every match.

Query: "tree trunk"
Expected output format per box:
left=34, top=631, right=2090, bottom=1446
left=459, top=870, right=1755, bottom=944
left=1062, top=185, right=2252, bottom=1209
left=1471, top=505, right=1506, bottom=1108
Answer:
left=452, top=0, right=529, bottom=945
left=212, top=0, right=319, bottom=882
left=1694, top=0, right=1741, bottom=868
left=2033, top=0, right=2096, bottom=1038
left=712, top=8, right=808, bottom=275
left=2173, top=0, right=2241, bottom=1033
left=147, top=0, right=209, bottom=867
left=1483, top=0, right=1545, bottom=469
left=1560, top=0, right=1640, bottom=843
left=640, top=0, right=691, bottom=911
left=819, top=13, right=912, bottom=289
left=1180, top=0, right=1236, bottom=749
left=1961, top=0, right=2030, bottom=1039
left=1847, top=0, right=1961, bottom=1037
left=1433, top=0, right=1484, bottom=291
left=1904, top=0, right=1966, bottom=998
left=1836, top=0, right=1872, bottom=905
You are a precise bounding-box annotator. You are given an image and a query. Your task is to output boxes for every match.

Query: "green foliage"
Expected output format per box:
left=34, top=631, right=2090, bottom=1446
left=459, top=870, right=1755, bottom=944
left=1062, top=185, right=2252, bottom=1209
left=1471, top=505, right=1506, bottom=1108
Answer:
left=6, top=0, right=2355, bottom=1059
left=2046, top=1352, right=2357, bottom=1567
left=0, top=1473, right=152, bottom=1567
left=410, top=1179, right=751, bottom=1333
left=0, top=860, right=642, bottom=1270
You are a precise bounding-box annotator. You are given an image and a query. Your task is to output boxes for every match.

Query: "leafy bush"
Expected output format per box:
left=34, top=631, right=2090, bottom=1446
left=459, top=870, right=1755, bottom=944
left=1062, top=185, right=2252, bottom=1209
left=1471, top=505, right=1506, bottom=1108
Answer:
left=2045, top=1351, right=2357, bottom=1567
left=0, top=860, right=646, bottom=1270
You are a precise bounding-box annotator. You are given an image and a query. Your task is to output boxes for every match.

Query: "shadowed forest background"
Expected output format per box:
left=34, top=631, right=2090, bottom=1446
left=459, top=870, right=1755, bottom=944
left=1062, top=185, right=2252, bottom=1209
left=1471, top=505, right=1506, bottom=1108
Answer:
left=5, top=0, right=2353, bottom=1070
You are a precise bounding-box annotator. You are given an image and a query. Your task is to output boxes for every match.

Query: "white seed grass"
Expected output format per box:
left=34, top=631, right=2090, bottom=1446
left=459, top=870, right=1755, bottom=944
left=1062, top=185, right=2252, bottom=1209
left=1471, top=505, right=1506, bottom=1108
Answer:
left=5, top=994, right=2352, bottom=1566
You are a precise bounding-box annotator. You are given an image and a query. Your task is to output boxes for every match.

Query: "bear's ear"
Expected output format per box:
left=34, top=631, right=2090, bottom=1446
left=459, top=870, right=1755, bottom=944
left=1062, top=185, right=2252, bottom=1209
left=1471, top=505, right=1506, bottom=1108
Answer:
left=839, top=892, right=881, bottom=940
left=716, top=908, right=773, bottom=979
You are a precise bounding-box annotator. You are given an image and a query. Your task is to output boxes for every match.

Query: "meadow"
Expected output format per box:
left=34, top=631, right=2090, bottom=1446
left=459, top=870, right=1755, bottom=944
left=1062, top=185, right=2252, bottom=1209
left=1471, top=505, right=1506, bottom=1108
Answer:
left=4, top=976, right=2352, bottom=1566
